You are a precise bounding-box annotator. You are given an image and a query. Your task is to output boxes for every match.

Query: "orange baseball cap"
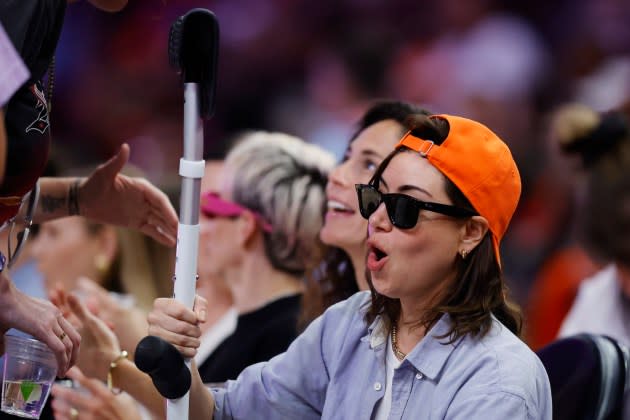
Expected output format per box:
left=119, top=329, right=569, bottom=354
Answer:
left=395, top=114, right=521, bottom=266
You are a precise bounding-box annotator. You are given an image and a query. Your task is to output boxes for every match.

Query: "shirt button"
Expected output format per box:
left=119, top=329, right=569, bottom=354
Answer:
left=416, top=373, right=423, bottom=380
left=373, top=382, right=382, bottom=391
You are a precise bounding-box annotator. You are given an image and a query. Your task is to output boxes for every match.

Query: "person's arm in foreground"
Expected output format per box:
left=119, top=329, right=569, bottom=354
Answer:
left=0, top=272, right=80, bottom=375
left=34, top=143, right=178, bottom=246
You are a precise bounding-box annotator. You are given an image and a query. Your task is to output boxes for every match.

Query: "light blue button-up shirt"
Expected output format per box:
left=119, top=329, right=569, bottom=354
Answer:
left=212, top=291, right=552, bottom=419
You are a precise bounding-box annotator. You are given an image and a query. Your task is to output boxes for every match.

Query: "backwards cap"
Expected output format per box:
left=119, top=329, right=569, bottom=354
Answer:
left=396, top=114, right=521, bottom=265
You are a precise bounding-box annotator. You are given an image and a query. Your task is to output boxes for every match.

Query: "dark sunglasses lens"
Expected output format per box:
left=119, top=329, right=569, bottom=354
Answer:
left=385, top=195, right=420, bottom=229
left=357, top=186, right=381, bottom=219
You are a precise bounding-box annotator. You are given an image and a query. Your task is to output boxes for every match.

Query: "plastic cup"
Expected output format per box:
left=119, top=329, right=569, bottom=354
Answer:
left=1, top=334, right=57, bottom=419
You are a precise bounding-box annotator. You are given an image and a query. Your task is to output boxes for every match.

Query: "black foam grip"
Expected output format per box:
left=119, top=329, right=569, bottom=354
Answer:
left=135, top=335, right=192, bottom=399
left=168, top=8, right=219, bottom=118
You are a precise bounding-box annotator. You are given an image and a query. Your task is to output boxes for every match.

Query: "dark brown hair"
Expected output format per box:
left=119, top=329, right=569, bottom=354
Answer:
left=299, top=100, right=431, bottom=330
left=365, top=114, right=522, bottom=342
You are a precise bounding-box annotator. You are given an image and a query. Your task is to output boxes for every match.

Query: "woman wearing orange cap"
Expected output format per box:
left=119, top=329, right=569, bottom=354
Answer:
left=148, top=114, right=552, bottom=419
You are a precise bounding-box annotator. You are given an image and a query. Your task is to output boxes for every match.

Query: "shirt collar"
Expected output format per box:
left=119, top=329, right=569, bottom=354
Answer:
left=363, top=311, right=463, bottom=380
left=406, top=313, right=463, bottom=379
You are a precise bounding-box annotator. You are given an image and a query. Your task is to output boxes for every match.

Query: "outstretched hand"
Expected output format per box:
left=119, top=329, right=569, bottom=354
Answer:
left=147, top=295, right=207, bottom=358
left=79, top=143, right=178, bottom=246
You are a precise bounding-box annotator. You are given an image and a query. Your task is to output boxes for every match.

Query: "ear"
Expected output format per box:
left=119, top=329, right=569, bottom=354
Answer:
left=459, top=216, right=489, bottom=255
left=236, top=210, right=260, bottom=248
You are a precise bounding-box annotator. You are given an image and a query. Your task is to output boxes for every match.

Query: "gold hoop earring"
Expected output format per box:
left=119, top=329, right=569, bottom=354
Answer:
left=460, top=249, right=468, bottom=259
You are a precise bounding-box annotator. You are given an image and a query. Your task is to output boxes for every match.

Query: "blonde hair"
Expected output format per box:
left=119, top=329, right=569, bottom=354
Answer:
left=115, top=227, right=173, bottom=310
left=225, top=131, right=335, bottom=275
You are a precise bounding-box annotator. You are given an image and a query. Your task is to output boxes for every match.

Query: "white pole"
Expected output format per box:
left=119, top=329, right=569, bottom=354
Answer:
left=168, top=82, right=205, bottom=420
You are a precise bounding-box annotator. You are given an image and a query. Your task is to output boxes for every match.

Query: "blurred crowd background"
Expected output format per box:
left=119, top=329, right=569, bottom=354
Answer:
left=49, top=0, right=630, bottom=347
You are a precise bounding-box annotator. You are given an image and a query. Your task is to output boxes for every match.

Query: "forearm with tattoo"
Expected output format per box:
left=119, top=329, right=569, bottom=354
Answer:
left=38, top=178, right=81, bottom=217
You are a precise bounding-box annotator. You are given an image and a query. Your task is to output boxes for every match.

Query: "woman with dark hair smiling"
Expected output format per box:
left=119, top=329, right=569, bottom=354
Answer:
left=148, top=113, right=551, bottom=419
left=300, top=100, right=430, bottom=327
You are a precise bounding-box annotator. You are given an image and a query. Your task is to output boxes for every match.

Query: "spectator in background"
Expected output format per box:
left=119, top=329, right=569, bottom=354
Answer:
left=150, top=130, right=334, bottom=383
left=554, top=101, right=630, bottom=418
left=193, top=160, right=236, bottom=376
left=555, top=103, right=630, bottom=344
left=300, top=100, right=430, bottom=327
left=524, top=104, right=601, bottom=350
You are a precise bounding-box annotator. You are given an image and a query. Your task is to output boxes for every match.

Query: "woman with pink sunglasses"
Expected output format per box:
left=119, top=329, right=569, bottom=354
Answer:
left=149, top=130, right=334, bottom=384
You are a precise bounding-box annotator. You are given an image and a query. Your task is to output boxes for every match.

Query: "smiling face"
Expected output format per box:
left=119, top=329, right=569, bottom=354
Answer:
left=320, top=119, right=405, bottom=259
left=365, top=151, right=465, bottom=304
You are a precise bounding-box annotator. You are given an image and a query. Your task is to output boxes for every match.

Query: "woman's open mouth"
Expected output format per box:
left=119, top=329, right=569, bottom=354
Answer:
left=366, top=243, right=388, bottom=271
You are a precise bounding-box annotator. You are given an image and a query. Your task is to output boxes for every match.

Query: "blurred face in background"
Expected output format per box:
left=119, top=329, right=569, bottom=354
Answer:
left=198, top=162, right=233, bottom=297
left=320, top=119, right=405, bottom=257
left=31, top=217, right=115, bottom=292
left=198, top=163, right=245, bottom=280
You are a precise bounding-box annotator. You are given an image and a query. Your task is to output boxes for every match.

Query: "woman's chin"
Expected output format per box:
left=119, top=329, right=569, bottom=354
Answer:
left=371, top=277, right=394, bottom=299
left=320, top=225, right=360, bottom=251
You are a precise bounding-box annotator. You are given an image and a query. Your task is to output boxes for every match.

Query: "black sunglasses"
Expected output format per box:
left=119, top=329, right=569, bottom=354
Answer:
left=355, top=184, right=476, bottom=229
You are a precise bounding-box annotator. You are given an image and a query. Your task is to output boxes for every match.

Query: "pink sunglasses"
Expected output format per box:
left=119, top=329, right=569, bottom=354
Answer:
left=201, top=192, right=273, bottom=233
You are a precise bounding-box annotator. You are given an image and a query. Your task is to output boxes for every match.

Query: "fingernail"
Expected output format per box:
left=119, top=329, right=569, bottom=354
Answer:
left=199, top=310, right=206, bottom=322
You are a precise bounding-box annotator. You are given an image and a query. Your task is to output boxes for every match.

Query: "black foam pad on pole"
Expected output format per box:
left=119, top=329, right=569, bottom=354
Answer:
left=168, top=8, right=219, bottom=119
left=135, top=335, right=192, bottom=399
